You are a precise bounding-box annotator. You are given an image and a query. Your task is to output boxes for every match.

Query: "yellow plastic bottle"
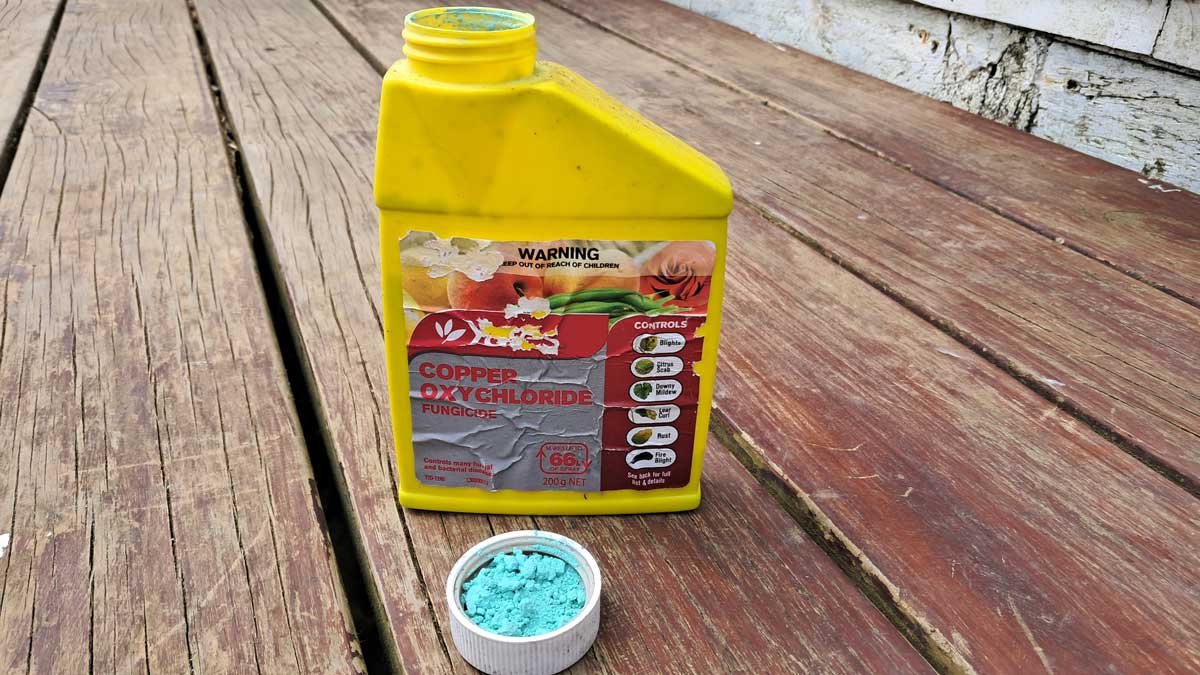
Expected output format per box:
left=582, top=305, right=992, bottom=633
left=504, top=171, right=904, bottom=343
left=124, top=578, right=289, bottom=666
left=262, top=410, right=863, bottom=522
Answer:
left=376, top=7, right=731, bottom=514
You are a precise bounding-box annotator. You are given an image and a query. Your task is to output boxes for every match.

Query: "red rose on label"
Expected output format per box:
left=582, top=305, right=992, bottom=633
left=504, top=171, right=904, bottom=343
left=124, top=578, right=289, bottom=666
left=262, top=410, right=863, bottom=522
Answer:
left=640, top=241, right=715, bottom=312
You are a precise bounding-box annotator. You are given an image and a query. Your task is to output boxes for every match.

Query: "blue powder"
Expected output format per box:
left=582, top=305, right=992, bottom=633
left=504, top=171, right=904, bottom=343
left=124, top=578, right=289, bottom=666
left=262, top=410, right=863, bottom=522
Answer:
left=461, top=549, right=586, bottom=637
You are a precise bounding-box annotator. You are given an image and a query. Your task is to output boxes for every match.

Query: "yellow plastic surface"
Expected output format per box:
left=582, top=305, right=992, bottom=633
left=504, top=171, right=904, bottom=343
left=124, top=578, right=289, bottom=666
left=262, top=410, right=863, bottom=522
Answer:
left=377, top=7, right=732, bottom=514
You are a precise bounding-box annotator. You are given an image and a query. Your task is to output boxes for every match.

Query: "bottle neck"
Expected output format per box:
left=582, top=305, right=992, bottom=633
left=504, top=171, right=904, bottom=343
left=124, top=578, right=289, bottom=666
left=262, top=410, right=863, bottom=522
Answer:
left=403, top=7, right=537, bottom=84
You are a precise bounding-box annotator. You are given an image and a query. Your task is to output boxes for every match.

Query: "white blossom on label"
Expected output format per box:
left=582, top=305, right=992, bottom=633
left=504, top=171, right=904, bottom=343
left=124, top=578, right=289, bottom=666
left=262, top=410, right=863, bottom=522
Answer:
left=468, top=319, right=559, bottom=355
left=406, top=237, right=504, bottom=281
left=504, top=296, right=551, bottom=320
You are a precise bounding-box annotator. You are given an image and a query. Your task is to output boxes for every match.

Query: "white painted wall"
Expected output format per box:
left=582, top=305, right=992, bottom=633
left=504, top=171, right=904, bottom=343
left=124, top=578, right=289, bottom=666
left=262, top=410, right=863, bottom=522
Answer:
left=914, top=0, right=1170, bottom=54
left=1036, top=44, right=1200, bottom=183
left=1156, top=1, right=1200, bottom=70
left=669, top=0, right=1200, bottom=193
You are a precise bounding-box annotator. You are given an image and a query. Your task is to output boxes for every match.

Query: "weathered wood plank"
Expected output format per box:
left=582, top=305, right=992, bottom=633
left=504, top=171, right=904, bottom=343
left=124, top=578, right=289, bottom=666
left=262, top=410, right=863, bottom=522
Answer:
left=411, top=441, right=933, bottom=674
left=552, top=0, right=1200, bottom=304
left=190, top=0, right=934, bottom=670
left=539, top=443, right=933, bottom=673
left=322, top=0, right=1200, bottom=501
left=718, top=202, right=1200, bottom=672
left=311, top=0, right=1200, bottom=671
left=0, top=0, right=361, bottom=672
left=187, top=0, right=452, bottom=670
left=0, top=0, right=60, bottom=171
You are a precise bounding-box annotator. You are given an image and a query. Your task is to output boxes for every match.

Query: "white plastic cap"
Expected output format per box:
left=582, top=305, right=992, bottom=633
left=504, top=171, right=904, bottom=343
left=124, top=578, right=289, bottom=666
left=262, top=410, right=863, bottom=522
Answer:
left=446, top=530, right=602, bottom=675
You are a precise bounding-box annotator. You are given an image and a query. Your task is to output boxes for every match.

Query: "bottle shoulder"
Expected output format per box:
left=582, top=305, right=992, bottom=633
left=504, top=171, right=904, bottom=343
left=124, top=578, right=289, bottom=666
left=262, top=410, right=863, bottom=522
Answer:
left=376, top=61, right=732, bottom=219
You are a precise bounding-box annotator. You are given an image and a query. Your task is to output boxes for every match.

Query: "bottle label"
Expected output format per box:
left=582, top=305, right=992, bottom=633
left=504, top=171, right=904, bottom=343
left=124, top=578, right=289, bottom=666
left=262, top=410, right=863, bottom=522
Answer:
left=400, top=233, right=714, bottom=492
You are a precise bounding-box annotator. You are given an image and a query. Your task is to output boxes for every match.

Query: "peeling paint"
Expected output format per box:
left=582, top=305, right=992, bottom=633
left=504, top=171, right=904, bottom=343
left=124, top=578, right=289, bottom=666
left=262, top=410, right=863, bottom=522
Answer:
left=1034, top=43, right=1200, bottom=191
left=668, top=0, right=1199, bottom=193
left=936, top=17, right=1051, bottom=129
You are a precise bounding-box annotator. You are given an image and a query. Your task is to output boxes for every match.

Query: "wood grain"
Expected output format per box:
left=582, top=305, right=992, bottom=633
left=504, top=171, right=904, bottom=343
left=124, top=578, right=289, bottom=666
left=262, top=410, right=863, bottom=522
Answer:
left=319, top=0, right=1200, bottom=497
left=409, top=443, right=933, bottom=674
left=0, top=0, right=61, bottom=168
left=188, top=0, right=452, bottom=670
left=715, top=202, right=1200, bottom=673
left=308, top=1, right=1200, bottom=671
left=0, top=0, right=361, bottom=672
left=190, top=0, right=935, bottom=670
left=552, top=0, right=1200, bottom=304
left=538, top=442, right=932, bottom=674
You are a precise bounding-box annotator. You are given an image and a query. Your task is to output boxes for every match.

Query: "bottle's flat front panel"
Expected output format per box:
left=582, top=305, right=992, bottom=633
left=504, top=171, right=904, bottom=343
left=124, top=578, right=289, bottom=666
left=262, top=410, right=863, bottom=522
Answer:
left=380, top=214, right=726, bottom=514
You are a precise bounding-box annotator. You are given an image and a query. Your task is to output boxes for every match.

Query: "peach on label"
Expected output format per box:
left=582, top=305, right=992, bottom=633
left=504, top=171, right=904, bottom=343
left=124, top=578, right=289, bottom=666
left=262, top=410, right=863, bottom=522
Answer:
left=401, top=265, right=450, bottom=312
left=447, top=242, right=545, bottom=310
left=543, top=248, right=638, bottom=296
left=401, top=291, right=426, bottom=342
left=403, top=307, right=425, bottom=342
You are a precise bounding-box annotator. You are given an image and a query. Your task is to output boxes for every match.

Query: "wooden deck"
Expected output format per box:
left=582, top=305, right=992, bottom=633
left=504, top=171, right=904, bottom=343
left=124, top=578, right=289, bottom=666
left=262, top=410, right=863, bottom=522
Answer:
left=1, top=0, right=1198, bottom=673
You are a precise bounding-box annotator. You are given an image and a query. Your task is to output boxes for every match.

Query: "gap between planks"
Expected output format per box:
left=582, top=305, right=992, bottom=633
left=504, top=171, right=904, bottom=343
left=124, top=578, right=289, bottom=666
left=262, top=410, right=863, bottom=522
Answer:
left=0, top=0, right=67, bottom=199
left=709, top=411, right=971, bottom=675
left=540, top=0, right=1200, bottom=313
left=1, top=0, right=368, bottom=669
left=286, top=0, right=974, bottom=671
left=0, top=1, right=937, bottom=673
left=197, top=1, right=1192, bottom=673
left=300, top=0, right=1200, bottom=499
left=738, top=196, right=1199, bottom=498
left=538, top=0, right=1200, bottom=500
left=269, top=0, right=1183, bottom=670
left=183, top=1, right=392, bottom=672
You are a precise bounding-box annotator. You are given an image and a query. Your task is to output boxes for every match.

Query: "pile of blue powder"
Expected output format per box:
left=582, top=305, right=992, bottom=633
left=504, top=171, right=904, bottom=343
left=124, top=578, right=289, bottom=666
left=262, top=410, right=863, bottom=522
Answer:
left=461, top=548, right=586, bottom=637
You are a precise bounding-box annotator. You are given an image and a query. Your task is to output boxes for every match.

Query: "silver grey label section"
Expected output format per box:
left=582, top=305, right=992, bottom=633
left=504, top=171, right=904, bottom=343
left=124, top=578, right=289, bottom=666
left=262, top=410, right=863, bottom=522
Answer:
left=410, top=351, right=605, bottom=491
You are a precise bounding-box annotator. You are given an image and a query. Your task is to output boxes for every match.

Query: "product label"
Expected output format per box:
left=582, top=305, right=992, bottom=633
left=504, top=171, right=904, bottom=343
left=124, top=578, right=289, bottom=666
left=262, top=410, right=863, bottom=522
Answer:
left=400, top=233, right=714, bottom=492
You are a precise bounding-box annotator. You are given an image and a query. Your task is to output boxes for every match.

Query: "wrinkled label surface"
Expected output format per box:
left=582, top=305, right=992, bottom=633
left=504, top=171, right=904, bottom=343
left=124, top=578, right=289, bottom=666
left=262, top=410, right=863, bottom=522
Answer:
left=400, top=233, right=713, bottom=492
